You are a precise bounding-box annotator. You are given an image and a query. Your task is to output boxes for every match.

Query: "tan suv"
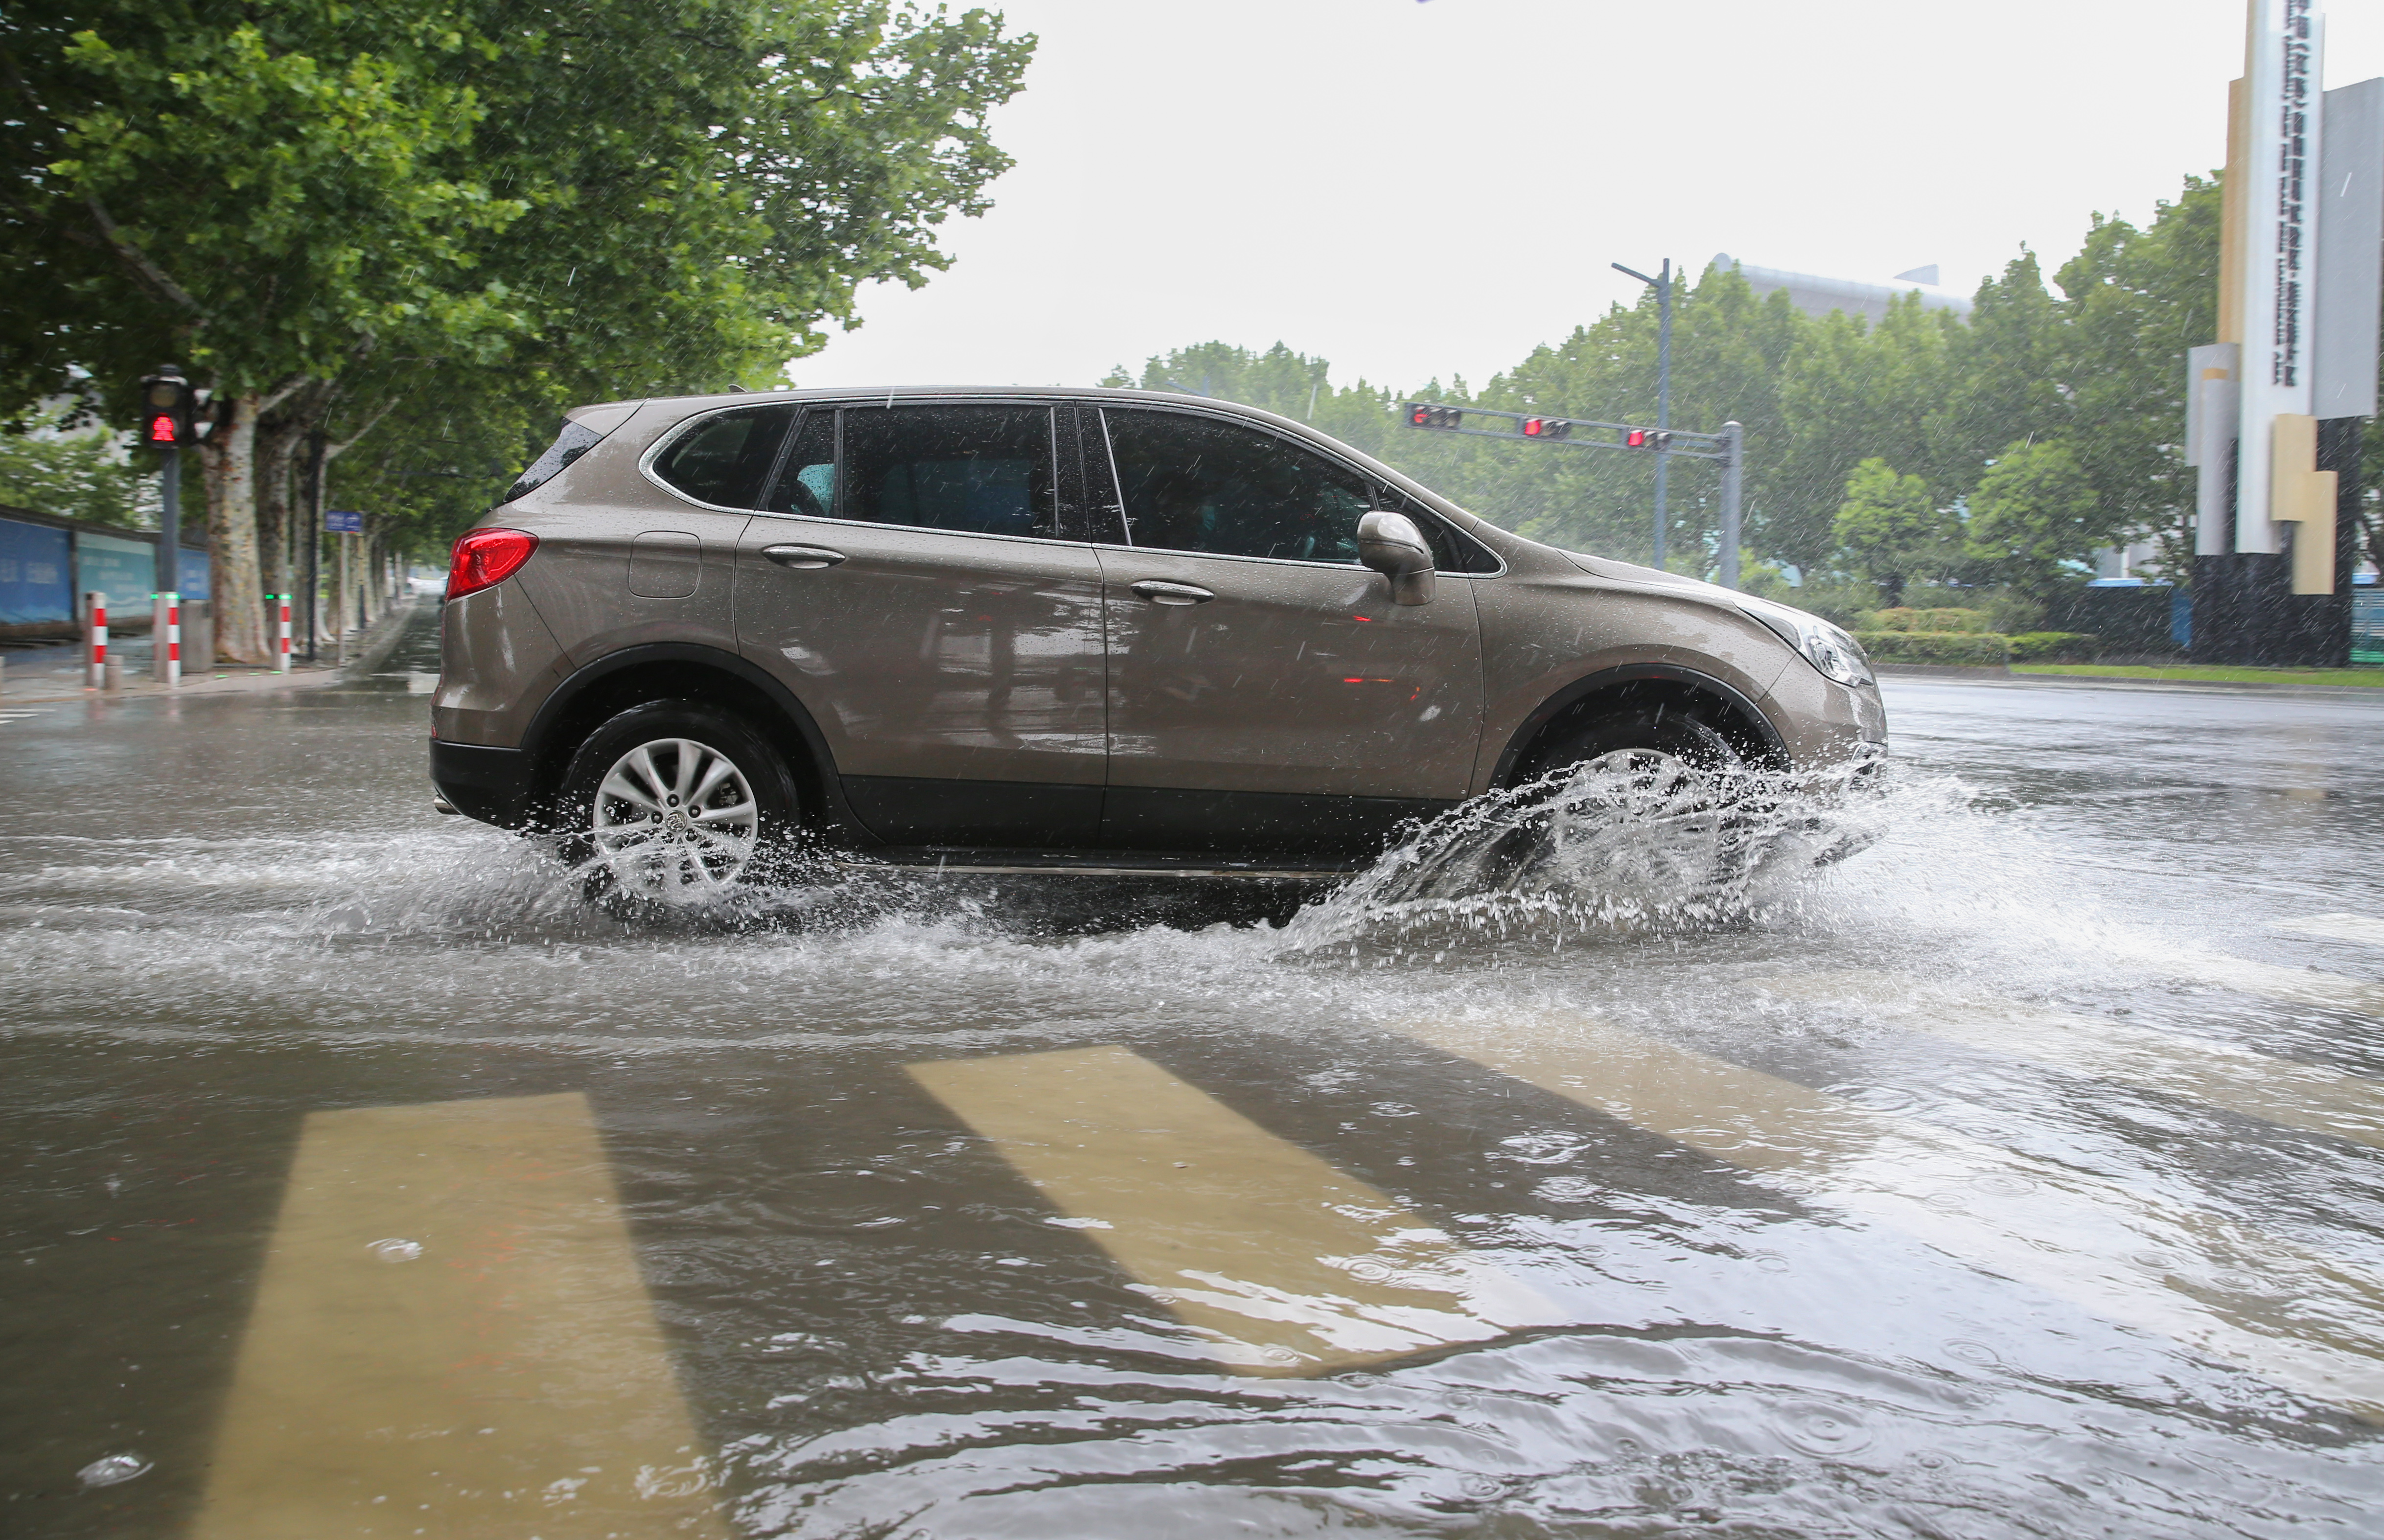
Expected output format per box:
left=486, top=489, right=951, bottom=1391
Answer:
left=430, top=387, right=1884, bottom=899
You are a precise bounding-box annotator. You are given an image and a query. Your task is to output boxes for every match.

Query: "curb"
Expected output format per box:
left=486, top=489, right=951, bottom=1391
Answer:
left=1886, top=669, right=2384, bottom=701
left=0, top=595, right=422, bottom=707
left=1874, top=664, right=2012, bottom=679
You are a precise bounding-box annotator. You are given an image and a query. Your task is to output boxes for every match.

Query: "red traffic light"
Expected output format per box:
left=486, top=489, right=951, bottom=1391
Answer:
left=1522, top=416, right=1571, bottom=440
left=1404, top=403, right=1462, bottom=431
left=139, top=367, right=197, bottom=446
left=1624, top=428, right=1671, bottom=450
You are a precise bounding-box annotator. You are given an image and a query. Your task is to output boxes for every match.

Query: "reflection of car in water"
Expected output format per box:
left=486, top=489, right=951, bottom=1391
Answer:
left=428, top=387, right=1885, bottom=901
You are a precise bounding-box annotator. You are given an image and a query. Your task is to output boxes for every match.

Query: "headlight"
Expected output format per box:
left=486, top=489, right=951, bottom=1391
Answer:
left=1734, top=595, right=1874, bottom=688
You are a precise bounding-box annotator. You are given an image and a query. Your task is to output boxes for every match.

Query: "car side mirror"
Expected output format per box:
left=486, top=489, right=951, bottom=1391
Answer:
left=1357, top=511, right=1435, bottom=605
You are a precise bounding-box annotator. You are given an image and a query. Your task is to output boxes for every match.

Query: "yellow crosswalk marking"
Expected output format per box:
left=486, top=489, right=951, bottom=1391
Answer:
left=192, top=1094, right=727, bottom=1540
left=908, top=1045, right=1558, bottom=1375
left=1399, top=1013, right=2384, bottom=1420
left=1759, top=971, right=2384, bottom=1151
left=2279, top=913, right=2384, bottom=949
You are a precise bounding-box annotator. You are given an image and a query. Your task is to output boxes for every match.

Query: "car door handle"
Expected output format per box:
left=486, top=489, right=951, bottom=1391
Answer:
left=761, top=544, right=846, bottom=570
left=1130, top=580, right=1215, bottom=606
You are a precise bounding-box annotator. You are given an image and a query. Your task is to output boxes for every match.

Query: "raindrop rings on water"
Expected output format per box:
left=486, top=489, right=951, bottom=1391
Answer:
left=1776, top=1400, right=1873, bottom=1458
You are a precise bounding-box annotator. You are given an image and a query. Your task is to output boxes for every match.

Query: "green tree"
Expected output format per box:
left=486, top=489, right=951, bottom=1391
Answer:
left=1965, top=439, right=2105, bottom=595
left=1772, top=295, right=1959, bottom=572
left=1832, top=458, right=1946, bottom=605
left=2, top=0, right=1031, bottom=658
left=2052, top=177, right=2221, bottom=582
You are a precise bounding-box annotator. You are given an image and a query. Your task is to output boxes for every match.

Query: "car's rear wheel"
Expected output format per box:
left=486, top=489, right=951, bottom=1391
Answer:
left=555, top=701, right=797, bottom=903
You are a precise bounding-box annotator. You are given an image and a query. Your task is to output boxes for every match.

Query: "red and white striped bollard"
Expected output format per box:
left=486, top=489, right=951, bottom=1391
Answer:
left=276, top=594, right=291, bottom=673
left=164, top=592, right=182, bottom=687
left=86, top=592, right=107, bottom=689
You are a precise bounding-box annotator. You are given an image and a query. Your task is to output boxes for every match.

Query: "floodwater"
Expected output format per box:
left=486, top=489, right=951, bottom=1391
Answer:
left=5, top=604, right=2384, bottom=1537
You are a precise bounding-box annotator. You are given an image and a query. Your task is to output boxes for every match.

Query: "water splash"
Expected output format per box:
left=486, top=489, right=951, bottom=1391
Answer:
left=1283, top=756, right=1949, bottom=951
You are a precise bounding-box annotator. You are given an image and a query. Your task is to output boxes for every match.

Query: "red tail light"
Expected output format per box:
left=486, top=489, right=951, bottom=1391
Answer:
left=447, top=528, right=538, bottom=600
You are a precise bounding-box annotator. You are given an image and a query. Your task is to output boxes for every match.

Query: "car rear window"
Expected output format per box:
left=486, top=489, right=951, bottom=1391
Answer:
left=502, top=419, right=609, bottom=504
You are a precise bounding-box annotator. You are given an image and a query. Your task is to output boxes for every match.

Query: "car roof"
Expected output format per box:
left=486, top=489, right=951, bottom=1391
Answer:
left=577, top=384, right=1267, bottom=415
left=570, top=385, right=1504, bottom=542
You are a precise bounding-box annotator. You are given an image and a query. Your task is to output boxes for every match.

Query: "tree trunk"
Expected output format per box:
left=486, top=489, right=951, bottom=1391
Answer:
left=254, top=413, right=307, bottom=610
left=200, top=401, right=269, bottom=664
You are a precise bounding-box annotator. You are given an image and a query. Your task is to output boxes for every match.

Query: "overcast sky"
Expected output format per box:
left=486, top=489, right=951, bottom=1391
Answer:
left=786, top=0, right=2384, bottom=396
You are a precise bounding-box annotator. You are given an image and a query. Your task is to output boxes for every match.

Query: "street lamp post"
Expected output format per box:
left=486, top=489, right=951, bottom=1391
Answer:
left=1611, top=259, right=1672, bottom=569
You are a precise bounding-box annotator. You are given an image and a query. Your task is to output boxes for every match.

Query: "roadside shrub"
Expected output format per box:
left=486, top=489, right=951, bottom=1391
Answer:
left=1866, top=607, right=1993, bottom=634
left=1853, top=630, right=2012, bottom=666
left=1782, top=575, right=1879, bottom=632
left=1983, top=592, right=2047, bottom=635
left=2007, top=630, right=2101, bottom=662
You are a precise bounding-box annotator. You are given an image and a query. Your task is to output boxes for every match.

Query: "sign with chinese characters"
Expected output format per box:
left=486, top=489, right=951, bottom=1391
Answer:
left=323, top=509, right=364, bottom=534
left=2235, top=0, right=2323, bottom=555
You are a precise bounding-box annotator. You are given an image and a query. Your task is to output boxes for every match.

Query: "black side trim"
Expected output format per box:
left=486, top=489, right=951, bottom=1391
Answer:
left=516, top=642, right=868, bottom=842
left=1489, top=663, right=1788, bottom=787
left=1101, top=785, right=1452, bottom=859
left=844, top=848, right=1365, bottom=878
left=429, top=740, right=537, bottom=828
left=841, top=776, right=1103, bottom=847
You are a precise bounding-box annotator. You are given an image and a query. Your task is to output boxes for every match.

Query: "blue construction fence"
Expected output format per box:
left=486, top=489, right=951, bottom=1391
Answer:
left=0, top=508, right=209, bottom=630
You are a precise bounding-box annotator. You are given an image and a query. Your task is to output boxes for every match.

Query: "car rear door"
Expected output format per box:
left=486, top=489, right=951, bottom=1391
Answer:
left=1087, top=404, right=1484, bottom=856
left=732, top=400, right=1108, bottom=847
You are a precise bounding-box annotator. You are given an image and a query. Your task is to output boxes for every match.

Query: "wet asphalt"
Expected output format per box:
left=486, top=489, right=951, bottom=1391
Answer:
left=4, top=606, right=2384, bottom=1538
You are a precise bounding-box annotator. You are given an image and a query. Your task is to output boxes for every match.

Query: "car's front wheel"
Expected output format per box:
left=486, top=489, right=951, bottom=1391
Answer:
left=555, top=701, right=797, bottom=903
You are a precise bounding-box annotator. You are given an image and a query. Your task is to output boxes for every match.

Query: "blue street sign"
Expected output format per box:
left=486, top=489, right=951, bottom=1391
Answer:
left=324, top=509, right=364, bottom=534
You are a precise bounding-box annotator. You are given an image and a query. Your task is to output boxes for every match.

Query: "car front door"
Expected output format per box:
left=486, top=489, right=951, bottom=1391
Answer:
left=732, top=400, right=1109, bottom=847
left=1088, top=404, right=1484, bottom=856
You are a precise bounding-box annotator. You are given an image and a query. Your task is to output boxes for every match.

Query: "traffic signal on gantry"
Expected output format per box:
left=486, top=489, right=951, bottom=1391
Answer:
left=1405, top=403, right=1462, bottom=430
left=1624, top=428, right=1672, bottom=451
left=139, top=366, right=195, bottom=446
left=1521, top=416, right=1571, bottom=440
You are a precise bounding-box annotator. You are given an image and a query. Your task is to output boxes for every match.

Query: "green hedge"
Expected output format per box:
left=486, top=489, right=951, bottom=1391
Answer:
left=1866, top=607, right=1992, bottom=634
left=2007, top=631, right=2101, bottom=662
left=1853, top=630, right=2012, bottom=665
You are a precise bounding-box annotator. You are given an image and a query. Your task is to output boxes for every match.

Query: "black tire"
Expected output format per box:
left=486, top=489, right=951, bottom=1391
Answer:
left=1513, top=703, right=1742, bottom=788
left=553, top=700, right=800, bottom=902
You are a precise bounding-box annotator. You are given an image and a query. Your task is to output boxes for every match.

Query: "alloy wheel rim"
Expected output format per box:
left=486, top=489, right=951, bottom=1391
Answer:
left=588, top=737, right=759, bottom=900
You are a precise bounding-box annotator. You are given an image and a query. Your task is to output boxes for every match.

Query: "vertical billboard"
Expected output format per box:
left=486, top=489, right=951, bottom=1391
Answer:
left=2235, top=0, right=2324, bottom=554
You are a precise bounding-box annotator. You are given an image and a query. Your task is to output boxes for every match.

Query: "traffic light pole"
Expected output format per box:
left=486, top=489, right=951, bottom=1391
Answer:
left=1399, top=401, right=1746, bottom=590
left=1719, top=420, right=1743, bottom=592
left=1612, top=259, right=1672, bottom=570
left=154, top=442, right=179, bottom=598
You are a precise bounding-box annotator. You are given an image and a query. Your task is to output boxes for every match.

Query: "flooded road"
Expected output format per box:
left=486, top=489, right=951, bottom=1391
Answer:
left=6, top=605, right=2384, bottom=1537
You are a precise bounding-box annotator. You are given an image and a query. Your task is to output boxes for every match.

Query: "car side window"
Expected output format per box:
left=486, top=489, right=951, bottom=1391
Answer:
left=651, top=405, right=796, bottom=509
left=763, top=410, right=837, bottom=517
left=838, top=405, right=1057, bottom=538
left=1100, top=408, right=1370, bottom=563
